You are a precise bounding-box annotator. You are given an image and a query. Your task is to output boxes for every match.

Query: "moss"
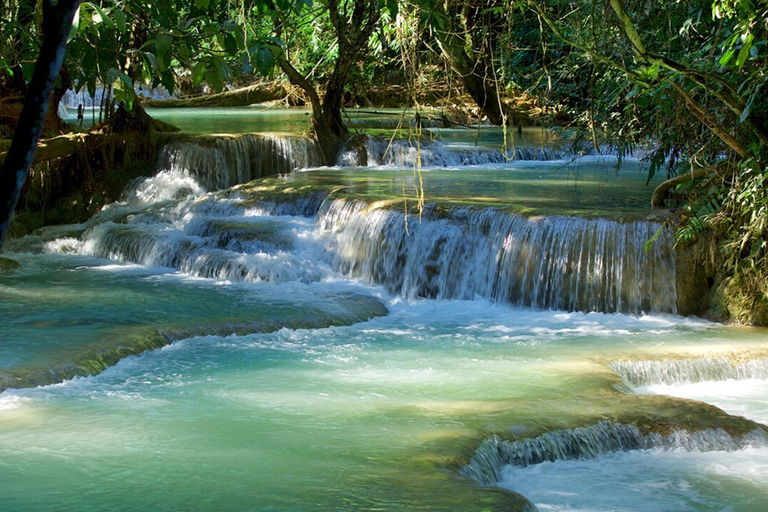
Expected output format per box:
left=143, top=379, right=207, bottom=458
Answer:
left=674, top=221, right=768, bottom=326
left=0, top=256, right=21, bottom=272
left=720, top=276, right=768, bottom=326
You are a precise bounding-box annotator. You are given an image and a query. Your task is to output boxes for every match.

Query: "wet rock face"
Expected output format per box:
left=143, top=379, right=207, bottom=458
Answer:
left=675, top=234, right=718, bottom=318
left=675, top=229, right=768, bottom=326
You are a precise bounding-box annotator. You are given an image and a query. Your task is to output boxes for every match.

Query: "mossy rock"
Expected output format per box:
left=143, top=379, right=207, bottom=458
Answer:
left=0, top=257, right=21, bottom=272
left=720, top=277, right=768, bottom=326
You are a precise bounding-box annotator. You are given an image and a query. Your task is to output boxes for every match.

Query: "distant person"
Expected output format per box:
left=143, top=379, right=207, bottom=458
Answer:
left=77, top=104, right=84, bottom=126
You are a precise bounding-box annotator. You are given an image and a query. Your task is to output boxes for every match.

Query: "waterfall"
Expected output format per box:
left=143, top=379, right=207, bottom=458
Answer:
left=318, top=200, right=676, bottom=314
left=345, top=117, right=447, bottom=130
left=610, top=357, right=768, bottom=386
left=47, top=191, right=332, bottom=285
left=360, top=139, right=566, bottom=167
left=33, top=124, right=674, bottom=315
left=460, top=421, right=768, bottom=486
left=60, top=86, right=174, bottom=108
left=136, top=134, right=320, bottom=197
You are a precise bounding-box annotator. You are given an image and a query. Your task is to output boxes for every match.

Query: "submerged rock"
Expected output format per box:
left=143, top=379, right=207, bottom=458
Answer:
left=0, top=257, right=21, bottom=272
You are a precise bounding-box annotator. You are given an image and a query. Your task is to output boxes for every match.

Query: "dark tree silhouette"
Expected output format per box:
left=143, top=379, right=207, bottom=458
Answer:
left=0, top=0, right=81, bottom=252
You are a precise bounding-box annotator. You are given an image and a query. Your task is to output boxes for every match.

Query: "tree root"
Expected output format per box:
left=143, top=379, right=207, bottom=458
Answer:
left=651, top=163, right=733, bottom=208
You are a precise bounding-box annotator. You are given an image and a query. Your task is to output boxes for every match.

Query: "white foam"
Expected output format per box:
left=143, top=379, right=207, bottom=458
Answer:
left=500, top=446, right=768, bottom=512
left=639, top=379, right=768, bottom=425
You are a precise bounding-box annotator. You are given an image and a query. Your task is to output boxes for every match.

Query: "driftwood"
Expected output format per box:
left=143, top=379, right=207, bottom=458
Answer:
left=143, top=82, right=288, bottom=108
left=651, top=163, right=732, bottom=208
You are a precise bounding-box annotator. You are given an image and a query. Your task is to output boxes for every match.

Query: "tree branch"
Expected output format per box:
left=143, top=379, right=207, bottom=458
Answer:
left=276, top=56, right=322, bottom=115
left=651, top=162, right=732, bottom=208
left=670, top=82, right=747, bottom=158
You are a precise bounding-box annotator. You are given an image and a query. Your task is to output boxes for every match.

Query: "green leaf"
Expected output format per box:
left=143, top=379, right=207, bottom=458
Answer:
left=255, top=47, right=275, bottom=76
left=192, top=61, right=207, bottom=86
left=735, top=34, right=754, bottom=69
left=68, top=7, right=80, bottom=42
left=161, top=71, right=175, bottom=95
left=90, top=3, right=115, bottom=28
left=105, top=67, right=120, bottom=86
left=205, top=69, right=223, bottom=92
left=114, top=10, right=127, bottom=35
left=644, top=227, right=663, bottom=253
left=113, top=70, right=134, bottom=110
left=219, top=60, right=231, bottom=83
left=195, top=0, right=210, bottom=8
left=242, top=54, right=253, bottom=74
left=266, top=36, right=285, bottom=48
left=639, top=63, right=660, bottom=81
left=719, top=48, right=735, bottom=66
left=741, top=83, right=762, bottom=123
left=144, top=52, right=161, bottom=72
left=224, top=33, right=238, bottom=54
left=178, top=43, right=191, bottom=65
left=155, top=33, right=174, bottom=59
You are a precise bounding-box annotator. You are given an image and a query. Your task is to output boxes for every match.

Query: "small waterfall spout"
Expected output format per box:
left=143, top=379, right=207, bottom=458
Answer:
left=319, top=200, right=676, bottom=314
left=360, top=139, right=566, bottom=167
left=610, top=357, right=768, bottom=386
left=460, top=421, right=768, bottom=486
left=148, top=134, right=320, bottom=193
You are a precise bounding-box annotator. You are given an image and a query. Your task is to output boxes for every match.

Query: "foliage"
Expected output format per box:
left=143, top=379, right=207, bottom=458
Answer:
left=720, top=159, right=768, bottom=299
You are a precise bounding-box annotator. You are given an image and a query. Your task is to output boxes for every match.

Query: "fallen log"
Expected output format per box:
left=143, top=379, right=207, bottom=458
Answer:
left=143, top=82, right=288, bottom=108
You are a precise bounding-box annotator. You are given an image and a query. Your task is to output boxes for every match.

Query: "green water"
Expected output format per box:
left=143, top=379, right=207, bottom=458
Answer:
left=3, top=292, right=767, bottom=511
left=146, top=106, right=565, bottom=151
left=146, top=106, right=313, bottom=135
left=0, top=252, right=386, bottom=389
left=291, top=159, right=660, bottom=218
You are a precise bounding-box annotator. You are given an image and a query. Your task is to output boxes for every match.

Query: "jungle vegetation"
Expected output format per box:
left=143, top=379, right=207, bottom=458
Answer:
left=1, top=0, right=767, bottom=318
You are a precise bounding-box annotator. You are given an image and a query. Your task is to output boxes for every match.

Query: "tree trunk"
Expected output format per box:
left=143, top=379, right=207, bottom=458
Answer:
left=0, top=0, right=81, bottom=252
left=276, top=0, right=379, bottom=165
left=651, top=163, right=731, bottom=208
left=312, top=54, right=358, bottom=165
left=435, top=35, right=506, bottom=125
left=432, top=0, right=507, bottom=125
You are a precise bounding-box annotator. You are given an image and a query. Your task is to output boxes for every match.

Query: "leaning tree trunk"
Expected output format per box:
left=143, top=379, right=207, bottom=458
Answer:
left=432, top=0, right=507, bottom=126
left=276, top=0, right=379, bottom=165
left=435, top=34, right=507, bottom=125
left=0, top=0, right=81, bottom=252
left=312, top=0, right=380, bottom=165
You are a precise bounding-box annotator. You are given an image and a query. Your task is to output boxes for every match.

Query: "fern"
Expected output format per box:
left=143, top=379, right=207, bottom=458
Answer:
left=673, top=191, right=721, bottom=248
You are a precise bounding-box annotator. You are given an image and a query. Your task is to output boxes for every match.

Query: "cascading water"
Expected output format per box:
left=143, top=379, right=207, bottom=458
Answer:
left=318, top=200, right=675, bottom=314
left=135, top=134, right=320, bottom=198
left=611, top=357, right=768, bottom=386
left=461, top=421, right=768, bottom=486
left=60, top=86, right=174, bottom=109
left=51, top=194, right=333, bottom=285
left=360, top=138, right=567, bottom=167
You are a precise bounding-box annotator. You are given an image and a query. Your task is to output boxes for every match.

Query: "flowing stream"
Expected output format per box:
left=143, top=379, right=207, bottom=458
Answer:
left=2, top=108, right=767, bottom=511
